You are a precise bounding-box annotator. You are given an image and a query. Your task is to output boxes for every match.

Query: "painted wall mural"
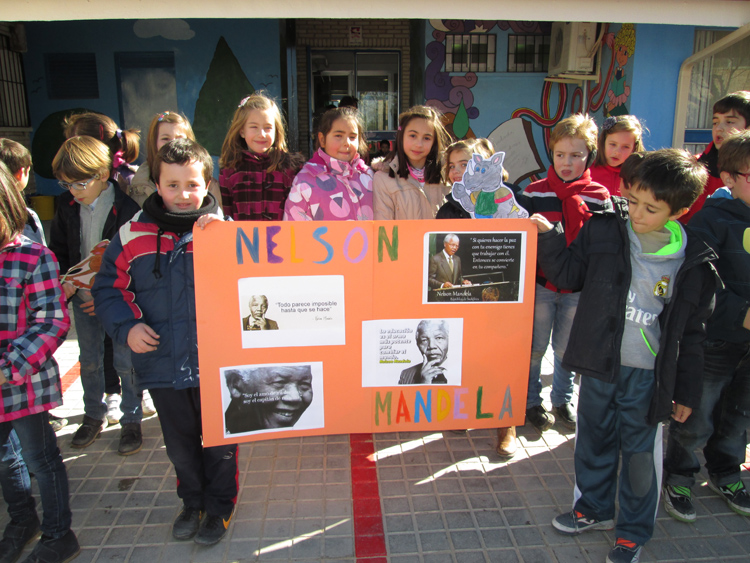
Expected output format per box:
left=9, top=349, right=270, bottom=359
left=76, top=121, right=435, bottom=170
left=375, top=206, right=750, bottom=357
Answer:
left=23, top=19, right=281, bottom=194
left=424, top=21, right=637, bottom=185
left=192, top=36, right=255, bottom=155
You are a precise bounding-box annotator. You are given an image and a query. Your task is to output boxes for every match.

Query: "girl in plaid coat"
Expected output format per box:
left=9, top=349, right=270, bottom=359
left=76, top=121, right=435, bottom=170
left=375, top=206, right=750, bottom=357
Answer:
left=0, top=162, right=79, bottom=563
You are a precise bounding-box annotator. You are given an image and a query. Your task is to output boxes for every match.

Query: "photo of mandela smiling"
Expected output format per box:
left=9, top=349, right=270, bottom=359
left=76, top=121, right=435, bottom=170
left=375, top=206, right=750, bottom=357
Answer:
left=224, top=365, right=313, bottom=434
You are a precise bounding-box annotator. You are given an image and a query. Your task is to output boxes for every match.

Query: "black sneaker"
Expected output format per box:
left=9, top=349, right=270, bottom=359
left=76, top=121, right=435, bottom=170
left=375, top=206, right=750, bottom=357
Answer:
left=708, top=480, right=750, bottom=516
left=551, top=403, right=577, bottom=429
left=194, top=509, right=233, bottom=546
left=525, top=405, right=554, bottom=432
left=19, top=530, right=79, bottom=563
left=0, top=514, right=40, bottom=563
left=606, top=537, right=642, bottom=563
left=552, top=510, right=614, bottom=535
left=117, top=423, right=142, bottom=456
left=663, top=484, right=696, bottom=522
left=172, top=506, right=203, bottom=540
left=70, top=415, right=103, bottom=448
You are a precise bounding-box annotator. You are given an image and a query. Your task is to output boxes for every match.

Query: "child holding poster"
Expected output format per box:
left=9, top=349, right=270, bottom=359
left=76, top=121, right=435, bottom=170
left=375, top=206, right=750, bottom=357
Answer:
left=531, top=149, right=717, bottom=563
left=93, top=138, right=238, bottom=547
left=284, top=106, right=373, bottom=221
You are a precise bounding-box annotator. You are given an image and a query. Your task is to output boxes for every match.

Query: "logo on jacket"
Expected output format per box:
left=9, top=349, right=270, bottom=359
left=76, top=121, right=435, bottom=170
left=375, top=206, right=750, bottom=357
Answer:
left=653, top=275, right=670, bottom=298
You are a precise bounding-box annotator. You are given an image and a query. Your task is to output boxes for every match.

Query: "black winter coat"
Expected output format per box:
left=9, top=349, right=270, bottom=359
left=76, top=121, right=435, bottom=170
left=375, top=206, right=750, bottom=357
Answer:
left=49, top=187, right=141, bottom=276
left=536, top=201, right=719, bottom=424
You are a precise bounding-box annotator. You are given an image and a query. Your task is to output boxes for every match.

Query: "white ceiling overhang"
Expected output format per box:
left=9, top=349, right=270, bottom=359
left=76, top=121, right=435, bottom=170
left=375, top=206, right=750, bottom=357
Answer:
left=2, top=0, right=749, bottom=27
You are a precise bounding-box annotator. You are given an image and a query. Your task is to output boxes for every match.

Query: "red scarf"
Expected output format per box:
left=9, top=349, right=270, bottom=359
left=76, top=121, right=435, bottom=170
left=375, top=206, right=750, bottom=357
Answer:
left=547, top=166, right=594, bottom=245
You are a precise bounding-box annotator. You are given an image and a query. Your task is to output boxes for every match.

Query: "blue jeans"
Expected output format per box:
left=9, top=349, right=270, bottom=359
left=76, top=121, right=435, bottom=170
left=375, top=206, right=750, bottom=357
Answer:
left=665, top=339, right=750, bottom=488
left=0, top=430, right=34, bottom=522
left=72, top=294, right=142, bottom=424
left=574, top=368, right=661, bottom=546
left=527, top=284, right=580, bottom=409
left=0, top=412, right=72, bottom=538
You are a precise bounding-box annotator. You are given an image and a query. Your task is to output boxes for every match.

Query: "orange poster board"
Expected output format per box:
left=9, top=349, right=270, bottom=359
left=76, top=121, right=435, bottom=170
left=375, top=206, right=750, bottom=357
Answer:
left=194, top=219, right=537, bottom=446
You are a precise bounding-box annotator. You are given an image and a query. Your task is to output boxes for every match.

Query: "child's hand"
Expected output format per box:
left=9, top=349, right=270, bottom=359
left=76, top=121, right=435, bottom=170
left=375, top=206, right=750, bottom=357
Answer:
left=197, top=213, right=222, bottom=230
left=127, top=323, right=160, bottom=354
left=529, top=214, right=554, bottom=233
left=743, top=308, right=750, bottom=330
left=62, top=282, right=77, bottom=300
left=671, top=403, right=692, bottom=423
left=80, top=298, right=96, bottom=317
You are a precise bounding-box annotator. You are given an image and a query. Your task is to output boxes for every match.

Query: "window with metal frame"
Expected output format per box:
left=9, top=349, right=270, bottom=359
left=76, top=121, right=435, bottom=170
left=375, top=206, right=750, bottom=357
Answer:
left=0, top=32, right=30, bottom=127
left=507, top=34, right=550, bottom=73
left=444, top=34, right=496, bottom=73
left=44, top=52, right=99, bottom=99
left=684, top=30, right=750, bottom=154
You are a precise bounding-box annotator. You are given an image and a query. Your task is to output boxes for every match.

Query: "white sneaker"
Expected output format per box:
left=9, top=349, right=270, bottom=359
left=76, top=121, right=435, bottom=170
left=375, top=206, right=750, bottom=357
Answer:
left=142, top=390, right=157, bottom=417
left=105, top=393, right=122, bottom=426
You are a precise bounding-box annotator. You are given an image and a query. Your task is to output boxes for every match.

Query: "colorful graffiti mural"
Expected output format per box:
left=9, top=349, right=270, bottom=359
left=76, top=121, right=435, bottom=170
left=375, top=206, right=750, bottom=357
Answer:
left=424, top=21, right=636, bottom=184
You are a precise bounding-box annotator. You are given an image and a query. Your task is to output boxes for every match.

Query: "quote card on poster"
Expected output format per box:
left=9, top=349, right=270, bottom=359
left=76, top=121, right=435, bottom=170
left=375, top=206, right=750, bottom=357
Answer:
left=424, top=231, right=527, bottom=303
left=220, top=361, right=325, bottom=438
left=361, top=318, right=464, bottom=387
left=238, top=275, right=345, bottom=348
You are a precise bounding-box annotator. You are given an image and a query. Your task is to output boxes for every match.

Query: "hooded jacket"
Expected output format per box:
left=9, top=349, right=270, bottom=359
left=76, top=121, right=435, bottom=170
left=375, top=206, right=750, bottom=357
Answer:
left=92, top=193, right=221, bottom=391
left=536, top=199, right=719, bottom=424
left=688, top=196, right=750, bottom=343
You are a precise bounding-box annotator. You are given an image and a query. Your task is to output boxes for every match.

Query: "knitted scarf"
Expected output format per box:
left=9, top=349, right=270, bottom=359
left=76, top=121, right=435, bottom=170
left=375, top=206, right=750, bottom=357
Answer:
left=547, top=166, right=595, bottom=245
left=142, top=192, right=218, bottom=278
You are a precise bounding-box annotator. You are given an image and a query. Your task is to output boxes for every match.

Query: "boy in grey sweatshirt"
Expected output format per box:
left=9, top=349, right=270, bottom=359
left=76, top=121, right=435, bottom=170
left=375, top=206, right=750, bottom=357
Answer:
left=530, top=149, right=718, bottom=563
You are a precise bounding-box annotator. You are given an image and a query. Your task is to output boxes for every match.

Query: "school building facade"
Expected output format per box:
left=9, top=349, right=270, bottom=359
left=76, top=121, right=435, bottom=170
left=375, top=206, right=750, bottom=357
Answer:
left=1, top=1, right=748, bottom=195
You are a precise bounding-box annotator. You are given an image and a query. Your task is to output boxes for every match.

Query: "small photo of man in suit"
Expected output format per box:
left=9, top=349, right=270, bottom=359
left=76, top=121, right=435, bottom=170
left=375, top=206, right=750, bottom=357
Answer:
left=242, top=295, right=279, bottom=331
left=428, top=234, right=472, bottom=290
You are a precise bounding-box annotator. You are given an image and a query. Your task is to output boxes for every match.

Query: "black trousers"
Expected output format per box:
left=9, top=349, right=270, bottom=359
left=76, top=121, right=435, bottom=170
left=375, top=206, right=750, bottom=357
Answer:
left=150, top=387, right=238, bottom=517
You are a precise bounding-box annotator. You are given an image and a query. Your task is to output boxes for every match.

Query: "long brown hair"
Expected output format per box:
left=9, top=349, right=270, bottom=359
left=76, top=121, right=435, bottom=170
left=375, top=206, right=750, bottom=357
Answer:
left=145, top=111, right=194, bottom=175
left=595, top=115, right=644, bottom=167
left=390, top=105, right=449, bottom=184
left=315, top=107, right=368, bottom=157
left=63, top=112, right=140, bottom=164
left=219, top=92, right=291, bottom=173
left=0, top=161, right=27, bottom=248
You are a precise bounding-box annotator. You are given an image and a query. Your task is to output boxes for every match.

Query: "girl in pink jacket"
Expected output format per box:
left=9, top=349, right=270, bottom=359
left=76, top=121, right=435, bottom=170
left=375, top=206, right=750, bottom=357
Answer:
left=284, top=107, right=373, bottom=221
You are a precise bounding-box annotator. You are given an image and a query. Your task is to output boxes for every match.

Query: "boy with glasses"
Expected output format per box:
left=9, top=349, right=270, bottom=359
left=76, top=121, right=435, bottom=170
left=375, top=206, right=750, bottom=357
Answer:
left=50, top=136, right=142, bottom=454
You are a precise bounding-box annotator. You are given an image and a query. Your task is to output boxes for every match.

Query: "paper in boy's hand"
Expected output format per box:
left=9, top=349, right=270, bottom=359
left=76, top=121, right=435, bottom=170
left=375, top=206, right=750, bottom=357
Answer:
left=451, top=152, right=529, bottom=220
left=61, top=240, right=110, bottom=290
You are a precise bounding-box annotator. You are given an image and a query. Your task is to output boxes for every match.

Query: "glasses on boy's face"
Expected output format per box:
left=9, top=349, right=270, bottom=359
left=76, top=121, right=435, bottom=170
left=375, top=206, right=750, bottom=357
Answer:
left=734, top=171, right=750, bottom=183
left=58, top=175, right=99, bottom=191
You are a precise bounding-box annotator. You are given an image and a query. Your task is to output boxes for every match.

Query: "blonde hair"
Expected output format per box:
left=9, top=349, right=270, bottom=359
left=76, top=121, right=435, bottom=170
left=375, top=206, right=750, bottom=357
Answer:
left=52, top=136, right=111, bottom=181
left=0, top=161, right=27, bottom=247
left=146, top=111, right=194, bottom=176
left=595, top=115, right=644, bottom=167
left=219, top=92, right=290, bottom=172
left=550, top=114, right=598, bottom=154
left=63, top=112, right=140, bottom=164
left=443, top=138, right=509, bottom=182
left=614, top=24, right=636, bottom=59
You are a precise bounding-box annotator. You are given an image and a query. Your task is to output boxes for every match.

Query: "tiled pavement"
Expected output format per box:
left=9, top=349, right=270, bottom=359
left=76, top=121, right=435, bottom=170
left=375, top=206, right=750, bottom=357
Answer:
left=4, top=312, right=750, bottom=562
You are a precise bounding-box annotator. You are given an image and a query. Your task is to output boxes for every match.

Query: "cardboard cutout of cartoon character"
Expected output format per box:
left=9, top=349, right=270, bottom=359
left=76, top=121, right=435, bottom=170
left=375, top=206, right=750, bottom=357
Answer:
left=452, top=152, right=529, bottom=219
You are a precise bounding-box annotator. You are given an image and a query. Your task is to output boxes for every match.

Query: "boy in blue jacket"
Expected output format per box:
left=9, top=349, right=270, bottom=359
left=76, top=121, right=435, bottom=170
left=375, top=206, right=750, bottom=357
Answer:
left=664, top=130, right=750, bottom=522
left=92, top=139, right=237, bottom=546
left=531, top=149, right=718, bottom=563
